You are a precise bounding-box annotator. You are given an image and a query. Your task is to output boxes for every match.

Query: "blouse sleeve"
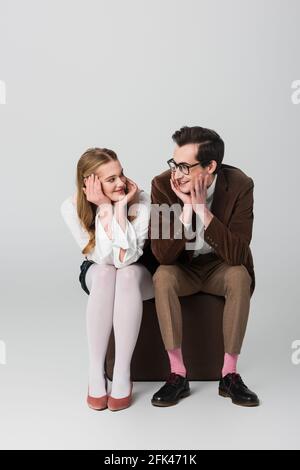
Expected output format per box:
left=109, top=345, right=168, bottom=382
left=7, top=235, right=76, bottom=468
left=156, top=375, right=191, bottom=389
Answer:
left=61, top=191, right=151, bottom=268
left=109, top=190, right=151, bottom=269
left=60, top=196, right=90, bottom=251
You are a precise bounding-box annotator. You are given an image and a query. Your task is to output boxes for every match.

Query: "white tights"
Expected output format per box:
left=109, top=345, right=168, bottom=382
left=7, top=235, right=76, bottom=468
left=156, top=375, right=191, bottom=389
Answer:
left=85, top=262, right=154, bottom=398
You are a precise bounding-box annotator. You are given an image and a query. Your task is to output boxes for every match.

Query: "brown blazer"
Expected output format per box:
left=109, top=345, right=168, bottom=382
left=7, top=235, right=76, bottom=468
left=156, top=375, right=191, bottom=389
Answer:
left=147, top=163, right=255, bottom=294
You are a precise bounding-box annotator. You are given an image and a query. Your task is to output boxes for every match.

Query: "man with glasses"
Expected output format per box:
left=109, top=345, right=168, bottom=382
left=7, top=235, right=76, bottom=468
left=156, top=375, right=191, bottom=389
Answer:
left=150, top=126, right=260, bottom=408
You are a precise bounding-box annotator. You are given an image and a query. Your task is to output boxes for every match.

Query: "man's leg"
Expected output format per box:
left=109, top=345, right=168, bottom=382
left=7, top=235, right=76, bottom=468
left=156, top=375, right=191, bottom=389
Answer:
left=153, top=263, right=204, bottom=350
left=200, top=262, right=252, bottom=355
left=151, top=263, right=204, bottom=407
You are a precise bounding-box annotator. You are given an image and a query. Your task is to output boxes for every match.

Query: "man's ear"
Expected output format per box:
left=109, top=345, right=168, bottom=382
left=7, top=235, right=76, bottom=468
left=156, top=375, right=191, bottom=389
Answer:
left=208, top=160, right=217, bottom=174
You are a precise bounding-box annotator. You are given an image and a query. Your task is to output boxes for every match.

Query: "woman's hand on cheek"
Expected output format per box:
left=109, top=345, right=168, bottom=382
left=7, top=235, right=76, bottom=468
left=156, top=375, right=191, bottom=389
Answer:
left=82, top=174, right=111, bottom=207
left=115, top=177, right=139, bottom=209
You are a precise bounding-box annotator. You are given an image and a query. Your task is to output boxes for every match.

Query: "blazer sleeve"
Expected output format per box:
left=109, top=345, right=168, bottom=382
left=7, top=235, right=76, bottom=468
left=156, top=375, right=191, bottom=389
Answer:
left=150, top=177, right=195, bottom=264
left=204, top=177, right=254, bottom=266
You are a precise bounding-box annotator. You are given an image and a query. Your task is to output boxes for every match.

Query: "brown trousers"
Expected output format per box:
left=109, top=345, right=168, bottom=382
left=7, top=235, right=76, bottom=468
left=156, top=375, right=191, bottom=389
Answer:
left=152, top=253, right=253, bottom=354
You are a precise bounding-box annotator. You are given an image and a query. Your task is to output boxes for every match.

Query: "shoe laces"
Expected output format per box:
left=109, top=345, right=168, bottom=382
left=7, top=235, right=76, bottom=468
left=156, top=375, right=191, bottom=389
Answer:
left=166, top=373, right=181, bottom=386
left=230, top=373, right=246, bottom=388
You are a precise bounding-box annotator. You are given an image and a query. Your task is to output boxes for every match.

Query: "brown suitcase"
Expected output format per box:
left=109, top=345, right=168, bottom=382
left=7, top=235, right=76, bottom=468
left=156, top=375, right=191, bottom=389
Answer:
left=105, top=292, right=225, bottom=381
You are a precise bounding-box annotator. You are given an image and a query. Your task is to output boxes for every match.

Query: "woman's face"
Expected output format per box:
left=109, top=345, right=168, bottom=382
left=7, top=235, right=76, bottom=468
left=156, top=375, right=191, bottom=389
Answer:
left=94, top=160, right=127, bottom=202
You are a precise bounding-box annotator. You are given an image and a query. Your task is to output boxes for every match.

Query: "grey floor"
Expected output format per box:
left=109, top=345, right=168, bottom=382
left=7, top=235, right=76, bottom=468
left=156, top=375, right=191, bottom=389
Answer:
left=0, top=277, right=299, bottom=450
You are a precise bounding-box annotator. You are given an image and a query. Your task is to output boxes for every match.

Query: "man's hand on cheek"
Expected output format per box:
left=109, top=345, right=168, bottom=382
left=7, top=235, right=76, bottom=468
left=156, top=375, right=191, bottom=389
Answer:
left=170, top=173, right=191, bottom=205
left=191, top=174, right=214, bottom=228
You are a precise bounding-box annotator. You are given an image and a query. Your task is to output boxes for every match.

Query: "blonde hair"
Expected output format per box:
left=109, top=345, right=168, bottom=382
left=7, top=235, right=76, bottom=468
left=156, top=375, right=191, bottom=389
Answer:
left=76, top=147, right=140, bottom=255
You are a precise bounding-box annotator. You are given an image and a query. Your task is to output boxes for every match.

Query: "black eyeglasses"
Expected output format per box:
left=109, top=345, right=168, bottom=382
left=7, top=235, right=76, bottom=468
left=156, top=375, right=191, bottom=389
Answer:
left=167, top=158, right=201, bottom=176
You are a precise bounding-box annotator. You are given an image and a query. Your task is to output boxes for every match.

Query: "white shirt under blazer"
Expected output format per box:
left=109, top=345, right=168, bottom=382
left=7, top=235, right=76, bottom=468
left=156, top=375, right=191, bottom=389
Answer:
left=60, top=190, right=151, bottom=269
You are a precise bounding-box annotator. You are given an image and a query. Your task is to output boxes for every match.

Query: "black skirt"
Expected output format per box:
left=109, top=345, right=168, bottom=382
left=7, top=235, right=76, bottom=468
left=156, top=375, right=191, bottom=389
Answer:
left=79, top=243, right=158, bottom=295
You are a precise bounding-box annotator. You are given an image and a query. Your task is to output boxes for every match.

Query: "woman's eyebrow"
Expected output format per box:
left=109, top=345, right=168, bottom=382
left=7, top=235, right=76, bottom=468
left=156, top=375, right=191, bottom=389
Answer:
left=104, top=169, right=124, bottom=180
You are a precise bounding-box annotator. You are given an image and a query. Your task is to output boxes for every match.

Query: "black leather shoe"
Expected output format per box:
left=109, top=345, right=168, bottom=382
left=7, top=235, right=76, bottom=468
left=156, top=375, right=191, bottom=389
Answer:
left=219, top=373, right=260, bottom=407
left=151, top=373, right=190, bottom=407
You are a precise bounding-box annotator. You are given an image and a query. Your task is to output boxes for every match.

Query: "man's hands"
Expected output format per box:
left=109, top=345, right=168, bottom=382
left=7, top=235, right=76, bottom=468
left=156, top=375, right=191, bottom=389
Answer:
left=170, top=173, right=192, bottom=205
left=83, top=174, right=111, bottom=206
left=190, top=174, right=210, bottom=213
left=170, top=172, right=214, bottom=228
left=190, top=174, right=214, bottom=227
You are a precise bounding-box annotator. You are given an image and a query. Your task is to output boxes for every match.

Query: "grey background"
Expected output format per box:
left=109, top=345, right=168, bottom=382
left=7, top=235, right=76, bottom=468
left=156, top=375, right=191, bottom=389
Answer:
left=0, top=0, right=299, bottom=450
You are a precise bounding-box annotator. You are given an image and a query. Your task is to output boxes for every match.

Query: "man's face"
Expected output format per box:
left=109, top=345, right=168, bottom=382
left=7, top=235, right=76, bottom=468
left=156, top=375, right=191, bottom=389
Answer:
left=172, top=143, right=215, bottom=194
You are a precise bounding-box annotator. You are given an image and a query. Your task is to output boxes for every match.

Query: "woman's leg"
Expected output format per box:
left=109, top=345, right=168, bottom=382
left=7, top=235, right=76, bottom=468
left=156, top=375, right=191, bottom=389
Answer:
left=85, top=263, right=117, bottom=397
left=111, top=263, right=154, bottom=398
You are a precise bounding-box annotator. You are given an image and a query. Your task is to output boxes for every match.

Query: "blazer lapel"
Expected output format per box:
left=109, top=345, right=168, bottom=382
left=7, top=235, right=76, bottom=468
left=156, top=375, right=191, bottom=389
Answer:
left=209, top=165, right=230, bottom=223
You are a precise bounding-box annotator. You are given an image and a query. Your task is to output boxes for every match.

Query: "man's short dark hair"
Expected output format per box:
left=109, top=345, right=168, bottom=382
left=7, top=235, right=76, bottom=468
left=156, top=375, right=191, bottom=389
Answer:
left=172, top=126, right=225, bottom=174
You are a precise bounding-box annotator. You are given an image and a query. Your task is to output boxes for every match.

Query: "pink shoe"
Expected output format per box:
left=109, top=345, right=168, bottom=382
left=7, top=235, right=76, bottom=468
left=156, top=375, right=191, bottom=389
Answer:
left=87, top=394, right=108, bottom=411
left=107, top=383, right=133, bottom=412
left=87, top=377, right=108, bottom=411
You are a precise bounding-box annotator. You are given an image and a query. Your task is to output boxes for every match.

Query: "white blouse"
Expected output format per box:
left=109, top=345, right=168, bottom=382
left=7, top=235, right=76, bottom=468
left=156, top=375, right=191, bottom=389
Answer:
left=60, top=190, right=151, bottom=269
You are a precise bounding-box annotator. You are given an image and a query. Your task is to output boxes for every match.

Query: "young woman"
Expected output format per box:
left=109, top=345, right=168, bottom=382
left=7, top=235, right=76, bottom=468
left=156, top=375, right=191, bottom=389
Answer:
left=60, top=147, right=154, bottom=412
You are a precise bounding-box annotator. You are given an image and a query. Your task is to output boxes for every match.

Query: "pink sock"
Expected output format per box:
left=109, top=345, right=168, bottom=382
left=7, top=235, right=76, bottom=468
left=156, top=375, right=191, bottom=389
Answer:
left=167, top=348, right=187, bottom=377
left=222, top=353, right=239, bottom=377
